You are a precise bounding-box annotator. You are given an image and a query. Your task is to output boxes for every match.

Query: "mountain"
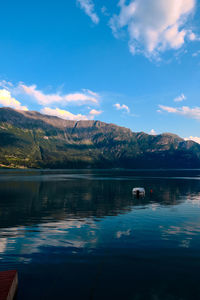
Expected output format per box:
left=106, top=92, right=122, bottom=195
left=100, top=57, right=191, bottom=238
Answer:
left=0, top=107, right=200, bottom=169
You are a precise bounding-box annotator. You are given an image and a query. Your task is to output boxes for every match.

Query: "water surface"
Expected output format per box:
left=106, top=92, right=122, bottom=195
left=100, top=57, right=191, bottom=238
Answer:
left=0, top=169, right=200, bottom=300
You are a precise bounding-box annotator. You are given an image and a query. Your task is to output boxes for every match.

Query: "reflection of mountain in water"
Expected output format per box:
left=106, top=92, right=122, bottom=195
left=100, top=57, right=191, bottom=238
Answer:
left=1, top=171, right=200, bottom=300
left=1, top=170, right=200, bottom=228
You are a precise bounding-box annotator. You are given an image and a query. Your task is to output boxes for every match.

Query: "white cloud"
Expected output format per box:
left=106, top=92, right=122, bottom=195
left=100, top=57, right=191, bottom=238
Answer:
left=184, top=136, right=200, bottom=144
left=150, top=129, right=157, bottom=135
left=101, top=6, right=110, bottom=16
left=83, top=89, right=99, bottom=97
left=77, top=0, right=99, bottom=24
left=192, top=50, right=200, bottom=57
left=41, top=107, right=102, bottom=121
left=19, top=84, right=99, bottom=106
left=174, top=93, right=186, bottom=102
left=0, top=89, right=28, bottom=111
left=41, top=107, right=88, bottom=120
left=159, top=105, right=200, bottom=120
left=0, top=80, right=103, bottom=119
left=114, top=103, right=130, bottom=113
left=110, top=0, right=196, bottom=57
left=188, top=31, right=200, bottom=41
left=188, top=32, right=197, bottom=41
left=0, top=80, right=13, bottom=89
left=89, top=109, right=102, bottom=116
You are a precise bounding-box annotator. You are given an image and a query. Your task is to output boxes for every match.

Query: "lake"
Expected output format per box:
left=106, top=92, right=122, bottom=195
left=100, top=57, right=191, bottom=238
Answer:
left=0, top=169, right=200, bottom=300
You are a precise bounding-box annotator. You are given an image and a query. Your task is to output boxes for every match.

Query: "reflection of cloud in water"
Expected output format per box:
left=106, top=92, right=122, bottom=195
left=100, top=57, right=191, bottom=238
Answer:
left=0, top=219, right=99, bottom=258
left=150, top=203, right=159, bottom=211
left=160, top=224, right=200, bottom=236
left=159, top=223, right=200, bottom=248
left=0, top=238, right=7, bottom=254
left=180, top=239, right=191, bottom=249
left=41, top=219, right=97, bottom=230
left=186, top=193, right=200, bottom=207
left=116, top=229, right=131, bottom=239
left=30, top=219, right=98, bottom=253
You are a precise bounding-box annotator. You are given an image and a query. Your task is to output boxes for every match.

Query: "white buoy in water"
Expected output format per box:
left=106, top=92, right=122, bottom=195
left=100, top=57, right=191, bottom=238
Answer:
left=132, top=187, right=145, bottom=197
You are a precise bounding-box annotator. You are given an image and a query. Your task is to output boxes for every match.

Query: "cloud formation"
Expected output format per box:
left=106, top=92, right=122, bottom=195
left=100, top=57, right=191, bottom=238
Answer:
left=101, top=6, right=110, bottom=16
left=89, top=109, right=102, bottom=116
left=19, top=84, right=99, bottom=106
left=0, top=89, right=28, bottom=111
left=192, top=50, right=200, bottom=57
left=185, top=136, right=200, bottom=144
left=150, top=129, right=157, bottom=135
left=110, top=0, right=196, bottom=57
left=41, top=107, right=102, bottom=121
left=114, top=103, right=130, bottom=113
left=77, top=0, right=99, bottom=24
left=159, top=105, right=200, bottom=120
left=0, top=80, right=103, bottom=120
left=174, top=93, right=186, bottom=102
left=41, top=107, right=88, bottom=120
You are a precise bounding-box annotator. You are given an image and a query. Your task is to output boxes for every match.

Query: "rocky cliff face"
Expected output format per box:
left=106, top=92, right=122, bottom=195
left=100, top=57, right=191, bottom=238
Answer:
left=0, top=107, right=199, bottom=169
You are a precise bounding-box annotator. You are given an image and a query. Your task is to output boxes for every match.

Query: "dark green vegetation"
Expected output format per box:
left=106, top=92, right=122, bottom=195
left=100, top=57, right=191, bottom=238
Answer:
left=0, top=107, right=200, bottom=168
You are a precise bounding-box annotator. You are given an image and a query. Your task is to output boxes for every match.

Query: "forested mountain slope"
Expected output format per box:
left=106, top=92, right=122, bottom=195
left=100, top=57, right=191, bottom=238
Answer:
left=0, top=107, right=199, bottom=169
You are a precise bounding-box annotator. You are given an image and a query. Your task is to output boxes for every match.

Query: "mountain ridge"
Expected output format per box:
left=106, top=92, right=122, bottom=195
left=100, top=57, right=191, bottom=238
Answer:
left=0, top=107, right=199, bottom=169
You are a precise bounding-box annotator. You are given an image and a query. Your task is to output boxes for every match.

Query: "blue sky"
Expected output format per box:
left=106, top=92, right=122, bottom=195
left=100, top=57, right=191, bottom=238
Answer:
left=0, top=0, right=200, bottom=142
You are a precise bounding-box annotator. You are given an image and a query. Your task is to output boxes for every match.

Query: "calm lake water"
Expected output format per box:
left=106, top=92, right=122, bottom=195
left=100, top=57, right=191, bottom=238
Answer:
left=1, top=169, right=200, bottom=300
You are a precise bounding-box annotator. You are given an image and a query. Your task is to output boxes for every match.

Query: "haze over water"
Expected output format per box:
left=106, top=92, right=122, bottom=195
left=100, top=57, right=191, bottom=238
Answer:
left=1, top=169, right=200, bottom=300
